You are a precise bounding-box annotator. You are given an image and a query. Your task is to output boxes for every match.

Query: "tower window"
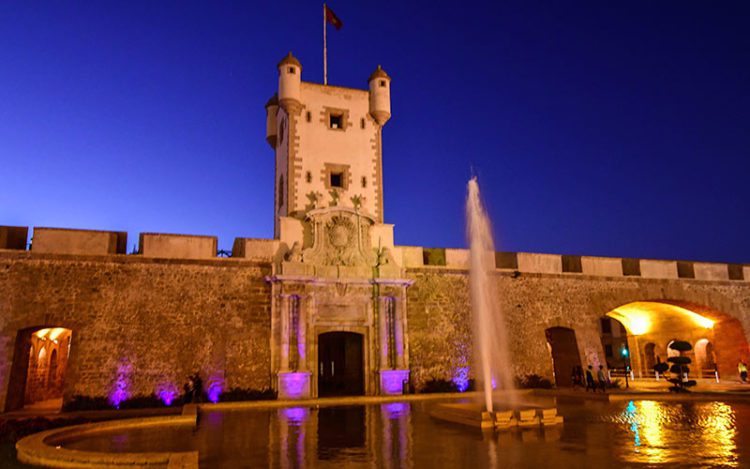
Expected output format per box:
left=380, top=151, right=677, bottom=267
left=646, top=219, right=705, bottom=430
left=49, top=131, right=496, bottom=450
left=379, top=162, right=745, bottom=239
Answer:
left=305, top=171, right=312, bottom=183
left=329, top=113, right=343, bottom=129
left=288, top=67, right=296, bottom=74
left=306, top=111, right=311, bottom=122
left=361, top=176, right=367, bottom=188
left=330, top=172, right=343, bottom=188
left=278, top=176, right=284, bottom=208
left=379, top=80, right=386, bottom=87
left=360, top=118, right=365, bottom=129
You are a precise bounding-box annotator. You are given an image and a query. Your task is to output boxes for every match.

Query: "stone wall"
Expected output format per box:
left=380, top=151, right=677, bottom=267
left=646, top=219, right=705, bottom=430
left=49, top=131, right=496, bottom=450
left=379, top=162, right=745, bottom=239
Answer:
left=0, top=250, right=272, bottom=411
left=405, top=267, right=750, bottom=390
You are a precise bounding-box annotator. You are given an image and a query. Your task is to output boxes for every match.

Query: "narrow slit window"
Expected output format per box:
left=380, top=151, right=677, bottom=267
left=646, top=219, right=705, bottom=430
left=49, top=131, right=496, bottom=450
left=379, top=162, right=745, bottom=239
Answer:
left=305, top=171, right=312, bottom=183
left=288, top=67, right=296, bottom=74
left=361, top=176, right=367, bottom=188
left=379, top=80, right=386, bottom=87
left=306, top=111, right=311, bottom=122
left=360, top=118, right=365, bottom=129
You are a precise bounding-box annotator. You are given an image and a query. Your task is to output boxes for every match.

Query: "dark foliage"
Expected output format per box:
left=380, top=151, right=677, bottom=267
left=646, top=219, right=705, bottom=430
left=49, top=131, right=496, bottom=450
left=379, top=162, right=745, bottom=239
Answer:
left=515, top=374, right=553, bottom=389
left=61, top=395, right=111, bottom=412
left=219, top=388, right=277, bottom=402
left=666, top=341, right=696, bottom=393
left=420, top=379, right=458, bottom=393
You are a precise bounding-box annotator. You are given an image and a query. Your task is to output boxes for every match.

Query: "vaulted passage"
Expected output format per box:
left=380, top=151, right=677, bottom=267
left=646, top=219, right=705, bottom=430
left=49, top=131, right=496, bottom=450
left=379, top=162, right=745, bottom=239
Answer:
left=318, top=332, right=364, bottom=397
left=603, top=301, right=750, bottom=381
left=545, top=327, right=582, bottom=387
left=5, top=327, right=73, bottom=412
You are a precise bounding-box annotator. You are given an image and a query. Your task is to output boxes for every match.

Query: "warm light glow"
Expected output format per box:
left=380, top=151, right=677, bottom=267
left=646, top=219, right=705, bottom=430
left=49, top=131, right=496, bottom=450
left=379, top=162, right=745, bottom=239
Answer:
left=34, top=328, right=50, bottom=339
left=48, top=327, right=66, bottom=341
left=608, top=301, right=715, bottom=336
left=608, top=310, right=651, bottom=336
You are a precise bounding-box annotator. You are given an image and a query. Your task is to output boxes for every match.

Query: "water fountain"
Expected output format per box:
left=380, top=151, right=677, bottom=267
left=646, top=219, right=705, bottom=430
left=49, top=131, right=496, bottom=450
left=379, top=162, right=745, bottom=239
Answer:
left=431, top=177, right=562, bottom=430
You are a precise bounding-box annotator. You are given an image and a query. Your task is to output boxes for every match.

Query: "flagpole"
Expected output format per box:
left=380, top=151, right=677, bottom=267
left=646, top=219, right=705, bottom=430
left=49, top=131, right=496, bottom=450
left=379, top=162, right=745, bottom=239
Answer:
left=323, top=3, right=328, bottom=85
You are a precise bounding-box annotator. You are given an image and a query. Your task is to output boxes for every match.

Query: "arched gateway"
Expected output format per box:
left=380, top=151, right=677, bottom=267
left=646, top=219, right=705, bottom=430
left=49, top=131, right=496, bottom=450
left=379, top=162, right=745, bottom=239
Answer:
left=5, top=326, right=73, bottom=412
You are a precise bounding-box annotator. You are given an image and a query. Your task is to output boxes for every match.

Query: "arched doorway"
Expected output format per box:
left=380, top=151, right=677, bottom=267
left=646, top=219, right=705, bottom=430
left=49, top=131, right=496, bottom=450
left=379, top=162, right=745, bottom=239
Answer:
left=694, top=338, right=716, bottom=373
left=5, top=327, right=73, bottom=412
left=545, top=327, right=582, bottom=387
left=318, top=332, right=364, bottom=397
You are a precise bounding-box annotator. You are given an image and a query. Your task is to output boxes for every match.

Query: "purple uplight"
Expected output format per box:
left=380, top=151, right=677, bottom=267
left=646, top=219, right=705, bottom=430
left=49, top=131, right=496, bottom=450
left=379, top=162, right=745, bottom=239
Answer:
left=156, top=383, right=177, bottom=406
left=110, top=360, right=132, bottom=409
left=491, top=377, right=497, bottom=390
left=380, top=370, right=409, bottom=395
left=279, top=372, right=310, bottom=399
left=207, top=382, right=222, bottom=403
left=452, top=366, right=470, bottom=392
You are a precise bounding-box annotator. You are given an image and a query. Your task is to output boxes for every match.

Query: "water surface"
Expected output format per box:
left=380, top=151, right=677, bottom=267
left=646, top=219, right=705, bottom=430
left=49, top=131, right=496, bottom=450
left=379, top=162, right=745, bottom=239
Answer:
left=63, top=398, right=750, bottom=468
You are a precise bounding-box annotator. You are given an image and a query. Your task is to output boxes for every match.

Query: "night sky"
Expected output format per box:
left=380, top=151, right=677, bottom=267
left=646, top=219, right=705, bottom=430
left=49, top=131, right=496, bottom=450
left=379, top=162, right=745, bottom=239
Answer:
left=1, top=2, right=748, bottom=262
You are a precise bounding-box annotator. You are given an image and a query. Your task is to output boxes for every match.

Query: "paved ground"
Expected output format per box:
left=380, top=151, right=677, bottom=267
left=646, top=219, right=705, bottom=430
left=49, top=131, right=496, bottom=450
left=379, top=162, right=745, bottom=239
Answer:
left=3, top=379, right=749, bottom=422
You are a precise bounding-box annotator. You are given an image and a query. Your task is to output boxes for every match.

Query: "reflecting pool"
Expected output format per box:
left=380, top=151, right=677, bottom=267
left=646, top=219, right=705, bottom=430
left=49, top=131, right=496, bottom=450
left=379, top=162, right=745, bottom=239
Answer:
left=61, top=399, right=750, bottom=467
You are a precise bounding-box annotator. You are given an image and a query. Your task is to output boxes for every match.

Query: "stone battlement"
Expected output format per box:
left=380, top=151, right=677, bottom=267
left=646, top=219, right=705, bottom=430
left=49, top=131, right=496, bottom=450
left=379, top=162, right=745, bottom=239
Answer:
left=1, top=225, right=747, bottom=282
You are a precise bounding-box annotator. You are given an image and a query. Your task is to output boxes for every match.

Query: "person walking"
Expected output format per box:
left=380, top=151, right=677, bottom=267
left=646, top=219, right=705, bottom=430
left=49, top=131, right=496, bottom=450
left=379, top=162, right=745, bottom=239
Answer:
left=585, top=365, right=596, bottom=392
left=597, top=365, right=608, bottom=392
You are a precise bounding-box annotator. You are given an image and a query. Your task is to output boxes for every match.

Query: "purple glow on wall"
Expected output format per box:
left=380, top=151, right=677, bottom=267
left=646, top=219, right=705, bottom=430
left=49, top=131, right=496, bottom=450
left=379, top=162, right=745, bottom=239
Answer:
left=207, top=382, right=222, bottom=403
left=110, top=360, right=132, bottom=409
left=452, top=366, right=470, bottom=392
left=380, top=370, right=409, bottom=395
left=280, top=372, right=309, bottom=398
left=157, top=385, right=176, bottom=406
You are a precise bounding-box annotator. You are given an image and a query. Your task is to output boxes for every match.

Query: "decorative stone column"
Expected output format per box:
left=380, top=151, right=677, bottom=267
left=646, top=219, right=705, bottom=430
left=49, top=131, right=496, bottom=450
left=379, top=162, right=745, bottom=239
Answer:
left=378, top=295, right=410, bottom=395
left=278, top=294, right=311, bottom=399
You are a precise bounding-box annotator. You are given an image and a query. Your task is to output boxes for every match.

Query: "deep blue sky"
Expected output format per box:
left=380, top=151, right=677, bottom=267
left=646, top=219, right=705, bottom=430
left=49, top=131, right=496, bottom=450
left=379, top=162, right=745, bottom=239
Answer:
left=1, top=2, right=749, bottom=262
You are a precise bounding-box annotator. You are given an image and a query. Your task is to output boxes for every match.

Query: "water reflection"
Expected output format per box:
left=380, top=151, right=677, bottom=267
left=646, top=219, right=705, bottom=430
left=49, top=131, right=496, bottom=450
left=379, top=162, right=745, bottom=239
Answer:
left=616, top=400, right=738, bottom=466
left=61, top=400, right=747, bottom=468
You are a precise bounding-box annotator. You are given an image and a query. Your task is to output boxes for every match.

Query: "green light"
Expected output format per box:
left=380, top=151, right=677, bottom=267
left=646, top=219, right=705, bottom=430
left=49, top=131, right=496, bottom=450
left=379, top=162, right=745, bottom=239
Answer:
left=621, top=348, right=629, bottom=357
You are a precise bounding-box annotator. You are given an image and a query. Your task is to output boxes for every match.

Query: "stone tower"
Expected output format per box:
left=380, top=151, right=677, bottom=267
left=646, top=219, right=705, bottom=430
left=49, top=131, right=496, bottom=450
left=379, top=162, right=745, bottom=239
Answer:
left=265, top=53, right=410, bottom=399
left=266, top=52, right=391, bottom=238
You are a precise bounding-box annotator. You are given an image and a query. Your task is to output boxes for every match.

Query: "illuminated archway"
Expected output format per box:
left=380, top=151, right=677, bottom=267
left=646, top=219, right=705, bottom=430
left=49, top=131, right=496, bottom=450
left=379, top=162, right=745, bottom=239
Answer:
left=5, top=326, right=74, bottom=412
left=603, top=301, right=748, bottom=381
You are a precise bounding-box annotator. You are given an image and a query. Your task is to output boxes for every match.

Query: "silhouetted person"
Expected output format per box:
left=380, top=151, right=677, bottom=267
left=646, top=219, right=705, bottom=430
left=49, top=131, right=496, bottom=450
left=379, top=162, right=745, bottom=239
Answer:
left=585, top=365, right=596, bottom=392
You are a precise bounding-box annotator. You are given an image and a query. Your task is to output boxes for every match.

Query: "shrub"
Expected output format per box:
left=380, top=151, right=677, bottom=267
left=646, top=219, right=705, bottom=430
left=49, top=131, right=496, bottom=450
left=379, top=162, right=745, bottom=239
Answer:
left=420, top=378, right=458, bottom=393
left=219, top=388, right=277, bottom=402
left=516, top=374, right=553, bottom=389
left=62, top=395, right=111, bottom=412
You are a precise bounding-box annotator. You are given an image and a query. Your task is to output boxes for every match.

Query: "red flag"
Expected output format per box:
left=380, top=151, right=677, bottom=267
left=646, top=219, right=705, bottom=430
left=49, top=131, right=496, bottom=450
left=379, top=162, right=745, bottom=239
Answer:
left=325, top=5, right=343, bottom=30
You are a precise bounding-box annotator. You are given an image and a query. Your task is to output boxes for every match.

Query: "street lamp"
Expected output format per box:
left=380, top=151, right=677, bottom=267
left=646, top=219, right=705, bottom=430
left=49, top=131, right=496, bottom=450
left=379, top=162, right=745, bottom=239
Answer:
left=621, top=347, right=630, bottom=389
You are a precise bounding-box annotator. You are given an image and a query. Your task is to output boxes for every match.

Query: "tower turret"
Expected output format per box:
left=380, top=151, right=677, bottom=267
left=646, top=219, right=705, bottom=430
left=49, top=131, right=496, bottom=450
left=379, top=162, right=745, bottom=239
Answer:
left=265, top=94, right=278, bottom=148
left=368, top=65, right=391, bottom=126
left=278, top=52, right=302, bottom=114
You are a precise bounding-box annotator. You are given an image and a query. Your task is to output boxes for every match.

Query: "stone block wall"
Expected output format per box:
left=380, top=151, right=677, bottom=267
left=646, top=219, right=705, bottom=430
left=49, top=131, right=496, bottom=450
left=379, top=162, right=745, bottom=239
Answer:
left=405, top=266, right=750, bottom=390
left=0, top=251, right=272, bottom=411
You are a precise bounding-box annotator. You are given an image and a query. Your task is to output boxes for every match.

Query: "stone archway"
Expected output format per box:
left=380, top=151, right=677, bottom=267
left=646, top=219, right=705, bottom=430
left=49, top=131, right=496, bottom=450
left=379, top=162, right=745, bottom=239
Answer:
left=603, top=301, right=749, bottom=382
left=318, top=331, right=364, bottom=397
left=545, top=327, right=582, bottom=387
left=5, top=326, right=73, bottom=412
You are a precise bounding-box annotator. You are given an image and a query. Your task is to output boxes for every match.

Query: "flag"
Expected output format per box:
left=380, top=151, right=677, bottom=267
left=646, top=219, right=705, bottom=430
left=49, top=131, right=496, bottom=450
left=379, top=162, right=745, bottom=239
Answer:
left=325, top=5, right=343, bottom=30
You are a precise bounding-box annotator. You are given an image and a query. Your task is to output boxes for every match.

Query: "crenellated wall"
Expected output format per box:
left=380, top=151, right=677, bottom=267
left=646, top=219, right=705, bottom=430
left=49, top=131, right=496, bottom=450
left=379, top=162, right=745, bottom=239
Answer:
left=2, top=224, right=750, bottom=407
